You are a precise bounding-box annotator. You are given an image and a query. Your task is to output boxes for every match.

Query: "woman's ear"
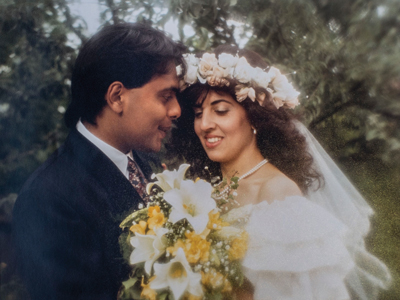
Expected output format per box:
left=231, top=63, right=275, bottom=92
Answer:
left=105, top=81, right=124, bottom=113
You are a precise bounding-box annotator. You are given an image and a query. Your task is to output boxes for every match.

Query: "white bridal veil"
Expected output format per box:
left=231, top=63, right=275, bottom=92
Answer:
left=296, top=122, right=392, bottom=299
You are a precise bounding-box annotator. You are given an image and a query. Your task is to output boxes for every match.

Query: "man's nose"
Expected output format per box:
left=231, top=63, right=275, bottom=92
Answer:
left=168, top=96, right=181, bottom=120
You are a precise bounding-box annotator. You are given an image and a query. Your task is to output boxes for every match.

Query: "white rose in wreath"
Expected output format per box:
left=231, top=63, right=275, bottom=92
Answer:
left=198, top=53, right=218, bottom=78
left=234, top=56, right=255, bottom=83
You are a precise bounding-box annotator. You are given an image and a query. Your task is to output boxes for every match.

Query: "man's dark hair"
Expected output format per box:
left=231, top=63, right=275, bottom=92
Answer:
left=65, top=22, right=185, bottom=128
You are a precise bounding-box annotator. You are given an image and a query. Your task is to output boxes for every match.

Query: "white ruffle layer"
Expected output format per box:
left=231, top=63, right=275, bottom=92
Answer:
left=240, top=196, right=355, bottom=300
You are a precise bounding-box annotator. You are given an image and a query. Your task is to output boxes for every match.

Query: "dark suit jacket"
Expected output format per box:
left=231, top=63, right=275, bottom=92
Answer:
left=12, top=129, right=152, bottom=300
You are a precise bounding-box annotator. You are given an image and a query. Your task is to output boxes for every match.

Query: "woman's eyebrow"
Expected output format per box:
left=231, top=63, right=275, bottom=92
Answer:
left=210, top=99, right=233, bottom=106
left=193, top=99, right=233, bottom=109
left=193, top=103, right=203, bottom=109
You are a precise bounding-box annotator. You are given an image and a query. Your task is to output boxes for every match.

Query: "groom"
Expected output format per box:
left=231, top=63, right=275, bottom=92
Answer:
left=12, top=22, right=184, bottom=300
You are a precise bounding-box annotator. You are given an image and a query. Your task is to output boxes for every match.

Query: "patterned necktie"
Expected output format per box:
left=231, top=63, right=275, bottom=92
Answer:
left=127, top=157, right=150, bottom=204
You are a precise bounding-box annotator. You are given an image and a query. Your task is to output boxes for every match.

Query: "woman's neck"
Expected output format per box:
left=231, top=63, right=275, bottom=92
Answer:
left=220, top=149, right=265, bottom=180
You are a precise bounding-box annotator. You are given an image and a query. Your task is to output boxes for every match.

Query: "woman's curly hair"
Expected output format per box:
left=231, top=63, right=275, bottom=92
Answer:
left=167, top=45, right=322, bottom=194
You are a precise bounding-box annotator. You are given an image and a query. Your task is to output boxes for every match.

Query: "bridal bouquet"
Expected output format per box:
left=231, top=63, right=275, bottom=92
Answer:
left=119, top=164, right=248, bottom=300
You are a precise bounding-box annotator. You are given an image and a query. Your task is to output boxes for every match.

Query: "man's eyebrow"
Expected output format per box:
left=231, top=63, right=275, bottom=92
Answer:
left=159, top=86, right=179, bottom=93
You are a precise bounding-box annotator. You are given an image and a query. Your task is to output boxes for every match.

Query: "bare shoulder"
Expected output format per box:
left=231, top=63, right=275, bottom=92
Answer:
left=258, top=174, right=302, bottom=203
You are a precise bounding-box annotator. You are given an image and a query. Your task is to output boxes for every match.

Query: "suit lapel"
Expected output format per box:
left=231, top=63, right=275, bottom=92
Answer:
left=65, top=129, right=145, bottom=219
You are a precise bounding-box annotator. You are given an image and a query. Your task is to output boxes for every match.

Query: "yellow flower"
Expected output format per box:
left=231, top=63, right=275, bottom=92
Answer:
left=167, top=240, right=186, bottom=256
left=141, top=276, right=157, bottom=300
left=184, top=231, right=211, bottom=263
left=130, top=220, right=147, bottom=235
left=146, top=229, right=156, bottom=236
left=207, top=211, right=229, bottom=230
left=167, top=231, right=211, bottom=264
left=221, top=277, right=232, bottom=293
left=147, top=205, right=165, bottom=230
left=229, top=231, right=249, bottom=260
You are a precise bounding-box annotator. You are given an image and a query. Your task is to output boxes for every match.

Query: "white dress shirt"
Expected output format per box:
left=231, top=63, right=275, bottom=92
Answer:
left=76, top=120, right=133, bottom=179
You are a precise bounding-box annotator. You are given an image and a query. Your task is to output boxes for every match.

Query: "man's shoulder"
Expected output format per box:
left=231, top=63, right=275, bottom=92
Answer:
left=21, top=142, right=78, bottom=190
left=17, top=130, right=99, bottom=201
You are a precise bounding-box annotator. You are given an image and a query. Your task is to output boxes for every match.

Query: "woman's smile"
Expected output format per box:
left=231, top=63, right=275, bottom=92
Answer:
left=194, top=90, right=258, bottom=165
left=204, top=135, right=223, bottom=148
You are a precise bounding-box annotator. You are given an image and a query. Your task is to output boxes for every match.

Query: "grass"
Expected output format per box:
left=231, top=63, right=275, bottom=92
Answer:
left=342, top=158, right=400, bottom=300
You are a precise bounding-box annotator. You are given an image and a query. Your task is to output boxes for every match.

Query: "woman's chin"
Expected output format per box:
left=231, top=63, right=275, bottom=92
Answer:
left=205, top=152, right=227, bottom=164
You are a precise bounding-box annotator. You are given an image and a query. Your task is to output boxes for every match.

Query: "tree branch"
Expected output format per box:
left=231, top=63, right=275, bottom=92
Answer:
left=58, top=0, right=88, bottom=45
left=309, top=100, right=355, bottom=128
left=105, top=0, right=121, bottom=24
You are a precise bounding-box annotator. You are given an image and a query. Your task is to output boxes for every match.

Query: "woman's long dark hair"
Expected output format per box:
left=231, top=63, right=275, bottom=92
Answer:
left=167, top=46, right=322, bottom=194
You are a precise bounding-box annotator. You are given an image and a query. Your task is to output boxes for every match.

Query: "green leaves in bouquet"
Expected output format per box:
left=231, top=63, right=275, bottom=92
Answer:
left=212, top=175, right=240, bottom=209
left=119, top=208, right=150, bottom=263
left=156, top=291, right=170, bottom=300
left=120, top=208, right=149, bottom=229
left=226, top=260, right=244, bottom=287
left=119, top=263, right=146, bottom=300
left=118, top=230, right=133, bottom=264
left=119, top=277, right=140, bottom=300
left=229, top=176, right=239, bottom=190
left=204, top=291, right=224, bottom=300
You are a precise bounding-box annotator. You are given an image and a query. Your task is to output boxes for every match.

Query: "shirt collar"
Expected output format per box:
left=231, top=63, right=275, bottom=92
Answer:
left=76, top=120, right=130, bottom=178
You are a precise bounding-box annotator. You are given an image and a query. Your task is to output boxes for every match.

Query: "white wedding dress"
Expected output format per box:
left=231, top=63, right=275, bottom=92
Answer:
left=225, top=123, right=391, bottom=300
left=235, top=196, right=353, bottom=300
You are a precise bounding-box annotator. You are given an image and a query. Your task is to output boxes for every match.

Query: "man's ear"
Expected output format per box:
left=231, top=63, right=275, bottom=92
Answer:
left=105, top=81, right=125, bottom=113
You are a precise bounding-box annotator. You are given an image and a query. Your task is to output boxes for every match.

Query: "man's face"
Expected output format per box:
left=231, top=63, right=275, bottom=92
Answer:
left=117, top=63, right=181, bottom=153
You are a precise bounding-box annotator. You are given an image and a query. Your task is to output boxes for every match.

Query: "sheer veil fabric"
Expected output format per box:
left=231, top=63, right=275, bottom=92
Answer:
left=295, top=121, right=392, bottom=299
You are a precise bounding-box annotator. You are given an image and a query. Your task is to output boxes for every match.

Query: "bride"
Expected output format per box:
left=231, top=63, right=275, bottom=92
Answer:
left=169, top=45, right=391, bottom=299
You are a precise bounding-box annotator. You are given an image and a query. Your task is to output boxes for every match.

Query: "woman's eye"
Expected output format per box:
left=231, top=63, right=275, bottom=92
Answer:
left=216, top=110, right=228, bottom=115
left=194, top=111, right=202, bottom=118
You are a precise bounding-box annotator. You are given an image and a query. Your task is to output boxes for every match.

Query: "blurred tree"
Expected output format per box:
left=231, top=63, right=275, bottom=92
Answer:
left=0, top=1, right=88, bottom=297
left=0, top=0, right=87, bottom=196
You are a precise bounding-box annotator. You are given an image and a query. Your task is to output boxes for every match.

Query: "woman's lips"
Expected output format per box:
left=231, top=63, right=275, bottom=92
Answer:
left=204, top=136, right=223, bottom=148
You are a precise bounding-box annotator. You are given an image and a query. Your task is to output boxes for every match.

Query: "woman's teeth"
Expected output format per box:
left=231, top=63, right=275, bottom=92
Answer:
left=207, top=137, right=222, bottom=143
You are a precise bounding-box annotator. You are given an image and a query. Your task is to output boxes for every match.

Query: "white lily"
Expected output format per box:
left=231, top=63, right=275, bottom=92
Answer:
left=164, top=179, right=216, bottom=234
left=129, top=227, right=169, bottom=275
left=146, top=164, right=190, bottom=194
left=150, top=248, right=203, bottom=300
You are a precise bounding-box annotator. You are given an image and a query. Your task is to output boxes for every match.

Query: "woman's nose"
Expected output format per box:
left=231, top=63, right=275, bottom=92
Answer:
left=199, top=111, right=215, bottom=131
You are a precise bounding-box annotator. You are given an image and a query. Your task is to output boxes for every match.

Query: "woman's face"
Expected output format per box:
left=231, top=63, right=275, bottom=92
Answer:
left=194, top=90, right=257, bottom=164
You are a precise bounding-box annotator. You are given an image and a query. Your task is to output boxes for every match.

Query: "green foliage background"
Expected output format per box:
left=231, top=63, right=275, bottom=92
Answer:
left=0, top=0, right=399, bottom=299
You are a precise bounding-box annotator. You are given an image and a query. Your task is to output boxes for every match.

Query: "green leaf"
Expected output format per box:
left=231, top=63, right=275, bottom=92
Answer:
left=122, top=277, right=138, bottom=290
left=158, top=291, right=170, bottom=300
left=120, top=208, right=149, bottom=229
left=231, top=176, right=239, bottom=184
left=230, top=184, right=239, bottom=190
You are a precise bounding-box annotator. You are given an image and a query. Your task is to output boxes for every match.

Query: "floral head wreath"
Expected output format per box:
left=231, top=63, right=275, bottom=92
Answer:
left=176, top=52, right=300, bottom=109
